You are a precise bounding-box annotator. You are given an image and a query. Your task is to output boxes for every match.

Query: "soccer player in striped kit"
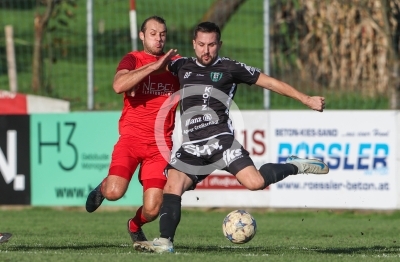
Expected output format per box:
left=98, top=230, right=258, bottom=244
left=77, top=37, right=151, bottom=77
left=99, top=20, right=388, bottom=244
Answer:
left=134, top=21, right=329, bottom=253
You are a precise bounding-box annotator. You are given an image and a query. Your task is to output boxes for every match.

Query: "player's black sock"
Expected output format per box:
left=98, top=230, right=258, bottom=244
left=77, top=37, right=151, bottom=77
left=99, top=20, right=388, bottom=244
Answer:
left=259, top=163, right=298, bottom=188
left=159, top=193, right=182, bottom=243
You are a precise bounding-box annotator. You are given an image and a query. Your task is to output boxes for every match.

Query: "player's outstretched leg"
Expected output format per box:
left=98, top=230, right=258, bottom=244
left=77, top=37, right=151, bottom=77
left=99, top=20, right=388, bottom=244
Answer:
left=127, top=218, right=147, bottom=242
left=85, top=183, right=105, bottom=213
left=0, top=233, right=12, bottom=244
left=133, top=237, right=174, bottom=253
left=286, top=155, right=329, bottom=174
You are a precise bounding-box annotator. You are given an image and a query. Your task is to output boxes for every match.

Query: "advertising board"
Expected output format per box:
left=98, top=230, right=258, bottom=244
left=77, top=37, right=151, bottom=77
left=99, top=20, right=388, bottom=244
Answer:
left=30, top=113, right=143, bottom=206
left=269, top=111, right=397, bottom=209
left=0, top=115, right=31, bottom=204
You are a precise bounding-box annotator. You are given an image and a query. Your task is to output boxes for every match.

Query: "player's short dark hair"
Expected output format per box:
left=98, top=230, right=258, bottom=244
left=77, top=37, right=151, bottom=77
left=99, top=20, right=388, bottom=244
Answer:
left=140, top=16, right=167, bottom=33
left=193, top=22, right=221, bottom=42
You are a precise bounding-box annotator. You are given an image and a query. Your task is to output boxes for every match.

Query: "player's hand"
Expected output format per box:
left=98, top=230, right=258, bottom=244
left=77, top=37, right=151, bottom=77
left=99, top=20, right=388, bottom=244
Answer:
left=126, top=86, right=139, bottom=97
left=162, top=48, right=178, bottom=60
left=149, top=49, right=178, bottom=72
left=305, top=96, right=325, bottom=112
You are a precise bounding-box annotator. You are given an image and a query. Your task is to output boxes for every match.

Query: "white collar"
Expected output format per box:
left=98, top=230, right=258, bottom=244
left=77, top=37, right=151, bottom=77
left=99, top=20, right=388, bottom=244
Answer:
left=195, top=56, right=221, bottom=67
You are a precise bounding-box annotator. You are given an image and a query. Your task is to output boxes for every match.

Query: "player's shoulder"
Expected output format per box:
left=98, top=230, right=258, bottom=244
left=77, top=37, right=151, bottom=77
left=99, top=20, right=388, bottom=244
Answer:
left=219, top=57, right=244, bottom=69
left=219, top=57, right=242, bottom=68
left=220, top=57, right=235, bottom=62
left=173, top=56, right=194, bottom=62
left=221, top=57, right=260, bottom=70
left=220, top=57, right=243, bottom=65
left=172, top=56, right=189, bottom=61
left=119, top=51, right=141, bottom=62
left=125, top=50, right=141, bottom=56
left=172, top=54, right=183, bottom=60
left=170, top=56, right=194, bottom=66
left=219, top=57, right=261, bottom=78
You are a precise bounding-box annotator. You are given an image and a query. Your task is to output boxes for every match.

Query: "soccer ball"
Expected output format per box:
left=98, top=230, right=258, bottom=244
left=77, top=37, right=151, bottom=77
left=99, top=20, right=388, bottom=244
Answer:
left=222, top=210, right=257, bottom=244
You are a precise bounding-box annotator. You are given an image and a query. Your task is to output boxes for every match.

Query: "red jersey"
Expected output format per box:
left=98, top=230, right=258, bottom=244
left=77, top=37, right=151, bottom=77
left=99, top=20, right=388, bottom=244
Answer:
left=116, top=51, right=180, bottom=146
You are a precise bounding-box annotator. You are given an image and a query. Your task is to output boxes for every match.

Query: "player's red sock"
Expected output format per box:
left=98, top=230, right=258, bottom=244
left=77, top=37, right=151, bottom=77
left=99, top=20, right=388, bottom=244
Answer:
left=129, top=206, right=148, bottom=232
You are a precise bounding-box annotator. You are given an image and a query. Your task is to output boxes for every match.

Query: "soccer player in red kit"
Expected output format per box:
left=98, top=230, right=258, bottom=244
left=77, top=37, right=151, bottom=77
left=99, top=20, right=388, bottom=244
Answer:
left=85, top=16, right=180, bottom=243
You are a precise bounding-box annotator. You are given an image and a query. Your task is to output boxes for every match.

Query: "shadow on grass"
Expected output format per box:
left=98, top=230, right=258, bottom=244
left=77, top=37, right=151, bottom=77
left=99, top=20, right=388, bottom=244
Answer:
left=3, top=244, right=400, bottom=255
left=2, top=244, right=127, bottom=251
left=177, top=245, right=270, bottom=253
left=176, top=244, right=400, bottom=255
left=315, top=245, right=400, bottom=255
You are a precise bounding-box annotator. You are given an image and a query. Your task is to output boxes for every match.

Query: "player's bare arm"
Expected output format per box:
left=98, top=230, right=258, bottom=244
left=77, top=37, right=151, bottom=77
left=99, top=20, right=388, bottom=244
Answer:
left=255, top=73, right=325, bottom=112
left=148, top=49, right=178, bottom=73
left=113, top=62, right=163, bottom=94
left=113, top=49, right=178, bottom=96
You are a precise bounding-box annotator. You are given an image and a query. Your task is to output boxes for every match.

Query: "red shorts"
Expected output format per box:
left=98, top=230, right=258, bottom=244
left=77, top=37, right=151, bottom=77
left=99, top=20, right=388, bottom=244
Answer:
left=142, top=178, right=166, bottom=192
left=108, top=135, right=171, bottom=188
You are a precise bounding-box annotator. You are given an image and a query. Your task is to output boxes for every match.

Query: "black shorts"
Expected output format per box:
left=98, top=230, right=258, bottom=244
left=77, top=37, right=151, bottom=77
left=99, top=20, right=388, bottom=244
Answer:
left=165, top=135, right=254, bottom=189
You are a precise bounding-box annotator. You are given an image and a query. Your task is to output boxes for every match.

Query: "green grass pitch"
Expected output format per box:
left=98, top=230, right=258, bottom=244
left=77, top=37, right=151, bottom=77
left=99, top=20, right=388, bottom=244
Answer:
left=1, top=207, right=400, bottom=261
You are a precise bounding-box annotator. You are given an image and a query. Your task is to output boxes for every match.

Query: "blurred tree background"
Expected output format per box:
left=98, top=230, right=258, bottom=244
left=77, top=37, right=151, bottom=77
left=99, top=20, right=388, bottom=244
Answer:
left=270, top=0, right=400, bottom=109
left=0, top=0, right=399, bottom=110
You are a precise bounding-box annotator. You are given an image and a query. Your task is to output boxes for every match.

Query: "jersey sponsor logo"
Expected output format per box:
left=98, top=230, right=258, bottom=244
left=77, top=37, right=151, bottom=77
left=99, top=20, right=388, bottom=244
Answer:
left=223, top=148, right=243, bottom=166
left=202, top=86, right=213, bottom=111
left=183, top=120, right=219, bottom=134
left=141, top=76, right=176, bottom=96
left=184, top=72, right=192, bottom=79
left=170, top=158, right=177, bottom=165
left=185, top=117, right=202, bottom=127
left=210, top=72, right=223, bottom=82
left=203, top=114, right=212, bottom=121
left=181, top=84, right=213, bottom=114
left=183, top=141, right=222, bottom=157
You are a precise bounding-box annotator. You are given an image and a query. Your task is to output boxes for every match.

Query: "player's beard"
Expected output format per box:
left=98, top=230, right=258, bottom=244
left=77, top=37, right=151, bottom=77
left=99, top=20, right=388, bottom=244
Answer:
left=144, top=42, right=164, bottom=56
left=151, top=46, right=164, bottom=56
left=197, top=54, right=216, bottom=66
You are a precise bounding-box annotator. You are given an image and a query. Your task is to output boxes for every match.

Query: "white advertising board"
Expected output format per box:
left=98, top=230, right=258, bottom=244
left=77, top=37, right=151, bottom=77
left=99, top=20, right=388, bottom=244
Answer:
left=269, top=110, right=397, bottom=209
left=173, top=110, right=397, bottom=209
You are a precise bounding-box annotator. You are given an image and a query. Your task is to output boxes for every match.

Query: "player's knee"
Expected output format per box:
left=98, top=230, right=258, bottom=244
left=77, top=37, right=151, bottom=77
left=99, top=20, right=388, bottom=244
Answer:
left=101, top=177, right=128, bottom=200
left=102, top=187, right=124, bottom=201
left=240, top=175, right=264, bottom=191
left=237, top=168, right=264, bottom=191
left=244, top=179, right=264, bottom=191
left=142, top=206, right=160, bottom=222
left=163, top=170, right=187, bottom=195
left=163, top=182, right=180, bottom=194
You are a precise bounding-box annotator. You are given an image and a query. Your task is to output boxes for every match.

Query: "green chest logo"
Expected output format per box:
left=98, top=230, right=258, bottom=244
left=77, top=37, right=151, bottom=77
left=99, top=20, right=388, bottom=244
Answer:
left=210, top=72, right=223, bottom=82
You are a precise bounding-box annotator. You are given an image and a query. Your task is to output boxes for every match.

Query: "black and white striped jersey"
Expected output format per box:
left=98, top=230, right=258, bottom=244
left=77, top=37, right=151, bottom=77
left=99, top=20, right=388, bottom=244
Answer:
left=168, top=57, right=261, bottom=144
